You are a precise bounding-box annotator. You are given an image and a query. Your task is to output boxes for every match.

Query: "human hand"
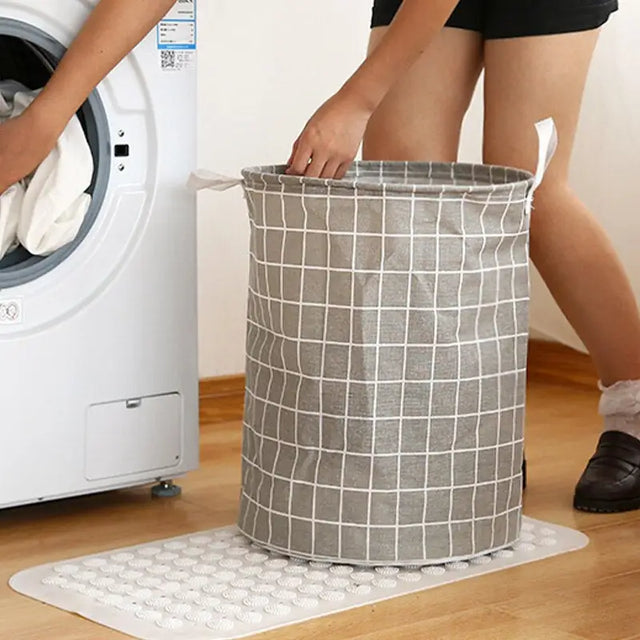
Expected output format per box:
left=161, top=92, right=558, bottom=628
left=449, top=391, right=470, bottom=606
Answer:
left=286, top=89, right=372, bottom=180
left=0, top=105, right=61, bottom=195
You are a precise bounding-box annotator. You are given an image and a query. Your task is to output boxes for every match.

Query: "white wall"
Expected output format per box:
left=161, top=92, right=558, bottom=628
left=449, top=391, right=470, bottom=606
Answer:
left=196, top=0, right=372, bottom=377
left=197, top=0, right=640, bottom=377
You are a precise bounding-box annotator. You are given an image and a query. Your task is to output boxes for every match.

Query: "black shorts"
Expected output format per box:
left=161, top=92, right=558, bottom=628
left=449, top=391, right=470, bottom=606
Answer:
left=371, top=0, right=619, bottom=39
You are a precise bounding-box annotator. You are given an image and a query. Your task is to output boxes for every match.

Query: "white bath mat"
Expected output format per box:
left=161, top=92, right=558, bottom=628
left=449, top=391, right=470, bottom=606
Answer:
left=10, top=517, right=587, bottom=640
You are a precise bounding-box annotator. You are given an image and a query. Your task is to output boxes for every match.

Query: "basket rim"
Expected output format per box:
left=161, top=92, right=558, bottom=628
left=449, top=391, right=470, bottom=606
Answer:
left=241, top=161, right=535, bottom=195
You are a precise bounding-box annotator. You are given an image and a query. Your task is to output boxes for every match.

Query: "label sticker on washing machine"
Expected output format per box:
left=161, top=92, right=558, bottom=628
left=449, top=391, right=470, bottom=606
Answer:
left=164, top=0, right=196, bottom=21
left=159, top=48, right=195, bottom=71
left=158, top=21, right=196, bottom=49
left=158, top=0, right=196, bottom=71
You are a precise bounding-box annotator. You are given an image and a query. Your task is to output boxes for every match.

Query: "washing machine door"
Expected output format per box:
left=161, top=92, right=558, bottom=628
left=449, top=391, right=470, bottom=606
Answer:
left=0, top=0, right=173, bottom=334
left=0, top=16, right=110, bottom=293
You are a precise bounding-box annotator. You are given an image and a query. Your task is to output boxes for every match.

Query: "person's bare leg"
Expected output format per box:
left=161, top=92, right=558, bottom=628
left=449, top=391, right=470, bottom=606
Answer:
left=484, top=31, right=640, bottom=512
left=363, top=26, right=483, bottom=161
left=484, top=31, right=640, bottom=387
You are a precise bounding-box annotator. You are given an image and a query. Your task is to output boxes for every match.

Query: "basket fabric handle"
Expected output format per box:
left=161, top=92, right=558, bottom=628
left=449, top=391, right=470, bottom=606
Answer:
left=187, top=170, right=243, bottom=192
left=533, top=117, right=558, bottom=191
left=527, top=117, right=558, bottom=210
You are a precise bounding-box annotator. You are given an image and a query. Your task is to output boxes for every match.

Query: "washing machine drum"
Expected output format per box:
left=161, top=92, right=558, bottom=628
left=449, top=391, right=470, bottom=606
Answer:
left=0, top=21, right=110, bottom=289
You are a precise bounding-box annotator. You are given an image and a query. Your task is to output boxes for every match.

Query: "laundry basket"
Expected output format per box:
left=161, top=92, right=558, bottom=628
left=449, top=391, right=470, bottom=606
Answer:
left=192, top=119, right=557, bottom=566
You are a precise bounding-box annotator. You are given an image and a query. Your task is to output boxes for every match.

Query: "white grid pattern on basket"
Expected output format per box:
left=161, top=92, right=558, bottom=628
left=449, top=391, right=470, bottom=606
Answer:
left=239, top=161, right=531, bottom=566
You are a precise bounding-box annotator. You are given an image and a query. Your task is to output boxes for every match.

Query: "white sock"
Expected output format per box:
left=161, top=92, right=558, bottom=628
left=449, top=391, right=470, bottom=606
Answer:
left=599, top=380, right=640, bottom=440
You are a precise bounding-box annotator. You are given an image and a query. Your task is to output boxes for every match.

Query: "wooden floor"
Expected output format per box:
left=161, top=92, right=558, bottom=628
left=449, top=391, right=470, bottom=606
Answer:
left=1, top=342, right=639, bottom=640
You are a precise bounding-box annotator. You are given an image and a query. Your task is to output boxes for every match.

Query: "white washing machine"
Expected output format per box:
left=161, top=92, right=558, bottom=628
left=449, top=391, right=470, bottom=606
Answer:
left=0, top=0, right=200, bottom=508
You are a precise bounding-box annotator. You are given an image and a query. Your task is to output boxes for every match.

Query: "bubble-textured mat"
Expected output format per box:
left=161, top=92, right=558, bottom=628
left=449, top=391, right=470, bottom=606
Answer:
left=10, top=517, right=587, bottom=640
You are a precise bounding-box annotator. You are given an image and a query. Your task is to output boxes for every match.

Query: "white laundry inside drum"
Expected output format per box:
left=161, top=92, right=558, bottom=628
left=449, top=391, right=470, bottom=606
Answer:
left=0, top=21, right=110, bottom=289
left=9, top=518, right=588, bottom=640
left=0, top=80, right=93, bottom=260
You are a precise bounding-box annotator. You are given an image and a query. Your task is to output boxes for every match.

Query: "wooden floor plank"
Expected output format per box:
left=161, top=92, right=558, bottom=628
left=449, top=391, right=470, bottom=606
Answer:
left=494, top=570, right=640, bottom=640
left=255, top=604, right=589, bottom=640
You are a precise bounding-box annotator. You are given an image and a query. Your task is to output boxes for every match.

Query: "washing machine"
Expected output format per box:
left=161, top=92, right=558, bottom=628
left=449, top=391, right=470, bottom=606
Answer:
left=0, top=0, right=200, bottom=508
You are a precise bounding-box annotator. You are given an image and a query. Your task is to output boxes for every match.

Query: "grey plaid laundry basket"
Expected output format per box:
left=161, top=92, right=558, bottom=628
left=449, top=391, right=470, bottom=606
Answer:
left=191, top=119, right=557, bottom=566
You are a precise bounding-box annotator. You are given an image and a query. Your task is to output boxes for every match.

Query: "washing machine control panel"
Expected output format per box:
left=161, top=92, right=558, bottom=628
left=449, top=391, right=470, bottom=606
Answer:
left=0, top=299, right=23, bottom=324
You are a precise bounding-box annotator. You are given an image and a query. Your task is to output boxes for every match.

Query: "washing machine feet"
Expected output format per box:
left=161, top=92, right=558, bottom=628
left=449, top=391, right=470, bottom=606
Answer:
left=151, top=480, right=182, bottom=498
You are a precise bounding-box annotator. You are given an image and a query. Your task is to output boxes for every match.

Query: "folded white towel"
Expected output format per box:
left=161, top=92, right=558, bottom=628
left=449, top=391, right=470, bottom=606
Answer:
left=0, top=80, right=93, bottom=261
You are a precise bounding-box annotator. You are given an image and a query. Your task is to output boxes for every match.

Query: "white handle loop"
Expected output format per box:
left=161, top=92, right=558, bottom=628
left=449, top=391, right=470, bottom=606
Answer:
left=526, top=118, right=558, bottom=212
left=532, top=118, right=558, bottom=191
left=187, top=170, right=243, bottom=192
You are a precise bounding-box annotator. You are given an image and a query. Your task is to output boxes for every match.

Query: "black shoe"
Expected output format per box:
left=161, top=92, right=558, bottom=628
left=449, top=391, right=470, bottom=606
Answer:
left=574, top=431, right=640, bottom=513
